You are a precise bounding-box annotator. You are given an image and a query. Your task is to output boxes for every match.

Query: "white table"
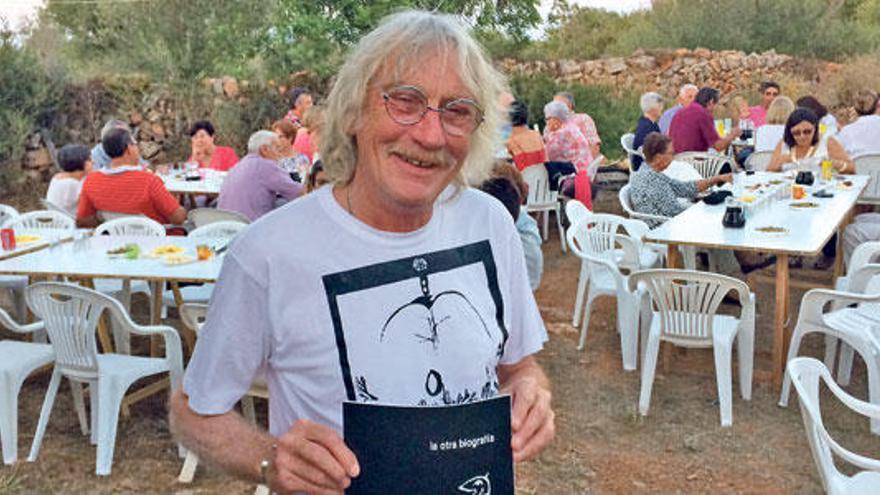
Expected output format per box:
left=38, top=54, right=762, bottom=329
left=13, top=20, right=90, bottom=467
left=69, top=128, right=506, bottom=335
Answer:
left=644, top=172, right=870, bottom=384
left=161, top=171, right=225, bottom=196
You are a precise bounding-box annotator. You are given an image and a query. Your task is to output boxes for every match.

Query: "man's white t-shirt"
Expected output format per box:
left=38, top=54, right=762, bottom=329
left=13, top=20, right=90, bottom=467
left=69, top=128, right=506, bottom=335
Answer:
left=183, top=185, right=548, bottom=435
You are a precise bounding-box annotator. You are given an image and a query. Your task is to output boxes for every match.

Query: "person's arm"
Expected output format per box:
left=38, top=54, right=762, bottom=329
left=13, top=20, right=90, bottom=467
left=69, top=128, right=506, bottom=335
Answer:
left=149, top=176, right=186, bottom=224
left=170, top=391, right=358, bottom=494
left=767, top=141, right=789, bottom=172
left=712, top=127, right=742, bottom=152
left=167, top=206, right=187, bottom=225
left=827, top=137, right=855, bottom=174
left=497, top=356, right=554, bottom=462
left=695, top=174, right=732, bottom=192
left=265, top=163, right=304, bottom=200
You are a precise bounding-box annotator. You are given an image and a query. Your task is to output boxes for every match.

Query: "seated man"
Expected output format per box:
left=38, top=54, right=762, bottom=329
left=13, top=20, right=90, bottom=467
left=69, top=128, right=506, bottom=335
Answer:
left=551, top=91, right=601, bottom=159
left=669, top=87, right=742, bottom=154
left=217, top=130, right=303, bottom=221
left=659, top=84, right=697, bottom=134
left=836, top=89, right=880, bottom=158
left=747, top=81, right=780, bottom=128
left=77, top=128, right=185, bottom=227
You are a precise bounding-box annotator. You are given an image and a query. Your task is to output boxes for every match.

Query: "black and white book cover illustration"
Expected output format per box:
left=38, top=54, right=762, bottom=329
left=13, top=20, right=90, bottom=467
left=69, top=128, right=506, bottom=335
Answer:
left=343, top=396, right=514, bottom=494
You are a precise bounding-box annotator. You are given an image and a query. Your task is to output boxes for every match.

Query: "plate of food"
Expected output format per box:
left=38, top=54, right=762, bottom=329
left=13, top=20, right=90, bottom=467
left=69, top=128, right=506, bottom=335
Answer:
left=106, top=243, right=141, bottom=259
left=14, top=234, right=41, bottom=245
left=149, top=245, right=184, bottom=257
left=790, top=201, right=819, bottom=210
left=754, top=226, right=788, bottom=236
left=835, top=180, right=854, bottom=190
left=768, top=179, right=785, bottom=185
left=162, top=254, right=196, bottom=266
left=737, top=195, right=756, bottom=204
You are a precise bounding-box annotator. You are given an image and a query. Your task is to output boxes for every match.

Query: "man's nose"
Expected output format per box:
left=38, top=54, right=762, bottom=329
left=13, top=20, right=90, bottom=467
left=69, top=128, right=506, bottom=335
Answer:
left=410, top=108, right=446, bottom=149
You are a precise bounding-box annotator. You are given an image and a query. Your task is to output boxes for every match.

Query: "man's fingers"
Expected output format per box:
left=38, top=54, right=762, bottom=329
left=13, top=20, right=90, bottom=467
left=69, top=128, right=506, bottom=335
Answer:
left=302, top=421, right=360, bottom=477
left=296, top=440, right=352, bottom=489
left=509, top=380, right=537, bottom=430
left=513, top=409, right=555, bottom=463
left=512, top=389, right=551, bottom=451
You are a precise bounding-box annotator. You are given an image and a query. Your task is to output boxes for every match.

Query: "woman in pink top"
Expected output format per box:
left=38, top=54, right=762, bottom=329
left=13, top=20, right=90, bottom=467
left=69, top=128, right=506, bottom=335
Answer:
left=188, top=120, right=239, bottom=171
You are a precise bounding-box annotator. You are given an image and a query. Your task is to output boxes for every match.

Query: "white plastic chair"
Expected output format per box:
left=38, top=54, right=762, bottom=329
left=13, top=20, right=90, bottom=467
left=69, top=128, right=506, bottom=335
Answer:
left=522, top=165, right=565, bottom=252
left=628, top=269, right=755, bottom=426
left=827, top=242, right=880, bottom=386
left=779, top=264, right=880, bottom=434
left=0, top=204, right=19, bottom=227
left=620, top=133, right=643, bottom=168
left=0, top=308, right=58, bottom=465
left=25, top=282, right=183, bottom=476
left=161, top=221, right=247, bottom=310
left=40, top=198, right=75, bottom=220
left=854, top=154, right=880, bottom=205
left=5, top=210, right=75, bottom=231
left=176, top=304, right=268, bottom=495
left=674, top=152, right=734, bottom=179
left=744, top=150, right=774, bottom=172
left=565, top=200, right=592, bottom=327
left=187, top=208, right=250, bottom=228
left=92, top=217, right=164, bottom=332
left=566, top=213, right=661, bottom=370
left=97, top=210, right=145, bottom=222
left=788, top=357, right=880, bottom=494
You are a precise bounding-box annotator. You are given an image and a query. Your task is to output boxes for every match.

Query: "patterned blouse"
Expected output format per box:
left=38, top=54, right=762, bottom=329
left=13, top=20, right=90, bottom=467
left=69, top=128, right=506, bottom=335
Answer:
left=629, top=167, right=699, bottom=222
left=545, top=122, right=594, bottom=178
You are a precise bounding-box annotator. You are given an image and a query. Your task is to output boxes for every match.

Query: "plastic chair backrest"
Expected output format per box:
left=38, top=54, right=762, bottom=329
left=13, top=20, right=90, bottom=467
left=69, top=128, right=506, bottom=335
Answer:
left=24, top=283, right=122, bottom=380
left=521, top=165, right=555, bottom=207
left=40, top=199, right=75, bottom=220
left=618, top=184, right=669, bottom=227
left=745, top=151, right=774, bottom=172
left=846, top=242, right=880, bottom=286
left=97, top=210, right=146, bottom=223
left=564, top=200, right=591, bottom=230
left=189, top=221, right=247, bottom=240
left=179, top=303, right=208, bottom=335
left=620, top=133, right=643, bottom=163
left=6, top=210, right=75, bottom=230
left=854, top=154, right=880, bottom=204
left=188, top=208, right=251, bottom=228
left=0, top=204, right=20, bottom=228
left=788, top=357, right=880, bottom=493
left=628, top=269, right=748, bottom=342
left=674, top=152, right=733, bottom=179
left=95, top=217, right=164, bottom=237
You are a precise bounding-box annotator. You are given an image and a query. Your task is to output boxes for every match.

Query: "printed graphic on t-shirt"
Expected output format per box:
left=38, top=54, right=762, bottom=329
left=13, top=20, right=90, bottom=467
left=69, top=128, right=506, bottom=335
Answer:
left=322, top=240, right=508, bottom=406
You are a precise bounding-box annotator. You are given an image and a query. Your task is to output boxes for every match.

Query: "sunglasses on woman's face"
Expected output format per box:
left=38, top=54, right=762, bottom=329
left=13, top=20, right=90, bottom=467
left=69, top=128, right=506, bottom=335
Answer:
left=792, top=127, right=814, bottom=137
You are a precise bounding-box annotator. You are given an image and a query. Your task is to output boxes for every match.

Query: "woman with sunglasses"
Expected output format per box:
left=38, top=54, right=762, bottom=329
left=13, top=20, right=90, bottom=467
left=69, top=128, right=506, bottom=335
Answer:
left=768, top=107, right=853, bottom=173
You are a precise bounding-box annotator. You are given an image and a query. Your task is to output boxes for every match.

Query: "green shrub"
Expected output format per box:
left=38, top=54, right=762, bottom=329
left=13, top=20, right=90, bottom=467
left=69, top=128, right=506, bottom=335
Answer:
left=508, top=74, right=640, bottom=161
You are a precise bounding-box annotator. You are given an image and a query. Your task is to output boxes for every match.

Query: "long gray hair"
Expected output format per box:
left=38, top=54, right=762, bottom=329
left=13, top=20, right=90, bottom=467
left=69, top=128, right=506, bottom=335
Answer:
left=322, top=10, right=508, bottom=189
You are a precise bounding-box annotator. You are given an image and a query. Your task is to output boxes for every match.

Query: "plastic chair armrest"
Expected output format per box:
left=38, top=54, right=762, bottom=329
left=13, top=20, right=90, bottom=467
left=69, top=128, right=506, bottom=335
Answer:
left=799, top=288, right=880, bottom=324
left=0, top=309, right=45, bottom=334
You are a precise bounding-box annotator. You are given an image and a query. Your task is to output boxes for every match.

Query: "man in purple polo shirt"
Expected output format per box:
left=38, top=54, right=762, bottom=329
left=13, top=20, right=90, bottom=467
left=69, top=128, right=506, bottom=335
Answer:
left=218, top=130, right=303, bottom=221
left=669, top=87, right=742, bottom=154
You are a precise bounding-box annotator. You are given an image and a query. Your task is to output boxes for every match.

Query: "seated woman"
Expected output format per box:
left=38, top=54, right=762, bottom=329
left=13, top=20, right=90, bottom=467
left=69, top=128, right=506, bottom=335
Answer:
left=272, top=119, right=309, bottom=180
left=630, top=132, right=731, bottom=221
left=293, top=106, right=323, bottom=164
left=46, top=144, right=92, bottom=216
left=754, top=96, right=794, bottom=152
left=631, top=92, right=663, bottom=171
left=768, top=108, right=853, bottom=173
left=544, top=100, right=593, bottom=208
left=505, top=101, right=546, bottom=171
left=188, top=120, right=239, bottom=171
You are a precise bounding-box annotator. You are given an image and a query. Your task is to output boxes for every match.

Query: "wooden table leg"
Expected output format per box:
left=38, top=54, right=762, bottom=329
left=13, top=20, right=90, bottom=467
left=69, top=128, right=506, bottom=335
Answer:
left=150, top=280, right=164, bottom=356
left=169, top=281, right=195, bottom=354
left=81, top=278, right=114, bottom=354
left=833, top=209, right=854, bottom=281
left=773, top=254, right=790, bottom=386
left=666, top=243, right=682, bottom=269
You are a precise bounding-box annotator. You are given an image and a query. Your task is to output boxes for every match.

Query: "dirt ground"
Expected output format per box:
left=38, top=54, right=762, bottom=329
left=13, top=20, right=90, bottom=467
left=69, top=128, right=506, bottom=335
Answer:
left=2, top=183, right=879, bottom=494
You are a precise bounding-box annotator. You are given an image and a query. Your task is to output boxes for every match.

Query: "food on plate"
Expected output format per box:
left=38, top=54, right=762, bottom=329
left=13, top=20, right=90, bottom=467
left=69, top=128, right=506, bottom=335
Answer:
left=107, top=243, right=140, bottom=259
left=150, top=245, right=184, bottom=257
left=164, top=254, right=195, bottom=265
left=790, top=201, right=819, bottom=209
left=768, top=180, right=784, bottom=185
left=836, top=180, right=854, bottom=190
left=14, top=235, right=41, bottom=244
left=755, top=226, right=787, bottom=234
left=738, top=195, right=756, bottom=203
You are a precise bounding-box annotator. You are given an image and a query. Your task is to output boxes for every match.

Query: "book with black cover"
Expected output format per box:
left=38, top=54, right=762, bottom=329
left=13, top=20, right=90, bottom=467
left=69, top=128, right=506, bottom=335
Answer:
left=343, top=395, right=513, bottom=494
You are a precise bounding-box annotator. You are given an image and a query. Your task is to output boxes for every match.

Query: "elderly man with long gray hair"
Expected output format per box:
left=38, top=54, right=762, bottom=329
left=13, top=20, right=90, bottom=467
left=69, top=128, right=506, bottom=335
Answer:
left=172, top=10, right=554, bottom=494
left=216, top=130, right=302, bottom=221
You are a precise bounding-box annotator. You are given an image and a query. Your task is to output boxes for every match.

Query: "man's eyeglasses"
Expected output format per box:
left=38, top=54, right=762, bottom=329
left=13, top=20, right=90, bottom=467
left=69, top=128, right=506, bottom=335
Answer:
left=792, top=128, right=814, bottom=137
left=764, top=90, right=779, bottom=97
left=382, top=85, right=484, bottom=137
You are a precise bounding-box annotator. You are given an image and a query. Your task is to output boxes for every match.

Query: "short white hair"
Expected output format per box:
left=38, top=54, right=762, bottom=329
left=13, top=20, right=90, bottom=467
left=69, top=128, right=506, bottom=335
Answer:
left=679, top=84, right=698, bottom=97
left=247, top=130, right=278, bottom=154
left=544, top=101, right=570, bottom=121
left=640, top=92, right=663, bottom=113
left=101, top=119, right=128, bottom=139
